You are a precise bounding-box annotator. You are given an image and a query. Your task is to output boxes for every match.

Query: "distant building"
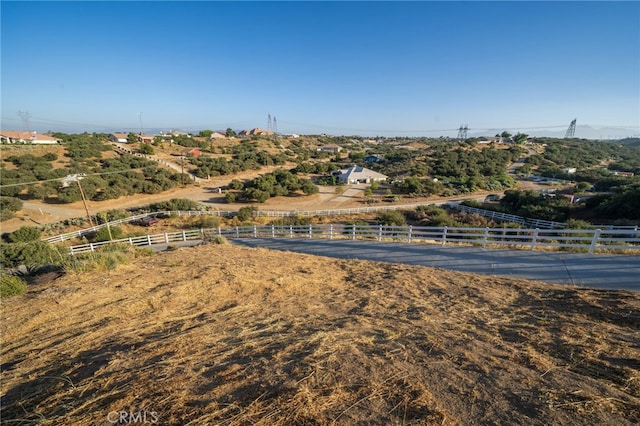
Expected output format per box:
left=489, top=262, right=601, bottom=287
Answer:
left=318, top=144, right=343, bottom=153
left=137, top=134, right=154, bottom=144
left=238, top=128, right=274, bottom=136
left=0, top=131, right=61, bottom=144
left=109, top=133, right=129, bottom=143
left=613, top=171, right=635, bottom=177
left=562, top=167, right=577, bottom=174
left=332, top=166, right=388, bottom=184
left=209, top=131, right=226, bottom=139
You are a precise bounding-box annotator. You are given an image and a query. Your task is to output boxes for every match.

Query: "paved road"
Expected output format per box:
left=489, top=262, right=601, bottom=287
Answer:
left=230, top=238, right=640, bottom=291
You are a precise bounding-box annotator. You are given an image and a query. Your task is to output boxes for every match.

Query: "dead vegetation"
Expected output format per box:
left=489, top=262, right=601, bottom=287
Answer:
left=1, top=244, right=639, bottom=425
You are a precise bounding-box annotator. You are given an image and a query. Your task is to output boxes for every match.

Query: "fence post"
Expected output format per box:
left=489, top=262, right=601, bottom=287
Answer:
left=441, top=227, right=448, bottom=246
left=352, top=225, right=356, bottom=240
left=530, top=228, right=539, bottom=250
left=482, top=227, right=489, bottom=248
left=271, top=224, right=275, bottom=238
left=218, top=226, right=221, bottom=236
left=588, top=229, right=601, bottom=254
left=90, top=243, right=95, bottom=252
left=253, top=225, right=257, bottom=238
left=330, top=224, right=333, bottom=240
left=308, top=224, right=313, bottom=238
left=165, top=233, right=169, bottom=243
left=378, top=224, right=383, bottom=241
left=235, top=226, right=239, bottom=238
left=289, top=225, right=293, bottom=238
left=408, top=225, right=413, bottom=243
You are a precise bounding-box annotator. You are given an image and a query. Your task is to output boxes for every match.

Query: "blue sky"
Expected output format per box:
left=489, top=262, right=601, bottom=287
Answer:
left=2, top=1, right=639, bottom=137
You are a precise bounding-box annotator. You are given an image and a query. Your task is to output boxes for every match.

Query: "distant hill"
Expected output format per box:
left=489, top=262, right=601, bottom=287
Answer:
left=471, top=125, right=640, bottom=140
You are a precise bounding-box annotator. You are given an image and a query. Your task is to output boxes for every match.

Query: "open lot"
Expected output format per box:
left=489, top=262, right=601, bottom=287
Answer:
left=1, top=244, right=638, bottom=425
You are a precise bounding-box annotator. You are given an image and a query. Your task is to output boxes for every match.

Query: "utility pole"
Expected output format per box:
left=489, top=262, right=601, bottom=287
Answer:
left=76, top=179, right=94, bottom=227
left=63, top=174, right=94, bottom=227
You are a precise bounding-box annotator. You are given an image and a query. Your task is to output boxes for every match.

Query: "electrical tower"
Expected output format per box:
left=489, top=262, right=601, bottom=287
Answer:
left=137, top=112, right=144, bottom=134
left=457, top=124, right=469, bottom=140
left=272, top=116, right=277, bottom=134
left=17, top=110, right=32, bottom=133
left=564, top=118, right=576, bottom=138
left=267, top=113, right=272, bottom=131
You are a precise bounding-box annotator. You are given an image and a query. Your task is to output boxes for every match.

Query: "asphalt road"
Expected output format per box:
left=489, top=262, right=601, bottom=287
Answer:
left=230, top=238, right=640, bottom=291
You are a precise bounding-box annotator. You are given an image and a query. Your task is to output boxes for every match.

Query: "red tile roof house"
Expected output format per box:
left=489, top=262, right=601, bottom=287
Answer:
left=0, top=131, right=61, bottom=144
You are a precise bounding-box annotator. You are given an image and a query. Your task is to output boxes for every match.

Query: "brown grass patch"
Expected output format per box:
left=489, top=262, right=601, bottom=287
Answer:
left=1, top=244, right=638, bottom=425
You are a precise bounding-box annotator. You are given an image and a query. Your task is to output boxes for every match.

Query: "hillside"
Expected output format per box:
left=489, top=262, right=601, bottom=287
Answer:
left=1, top=244, right=639, bottom=425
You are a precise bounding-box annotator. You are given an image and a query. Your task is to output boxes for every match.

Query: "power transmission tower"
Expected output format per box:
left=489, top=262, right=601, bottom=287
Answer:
left=17, top=110, right=32, bottom=133
left=457, top=124, right=469, bottom=141
left=272, top=116, right=277, bottom=134
left=564, top=118, right=576, bottom=138
left=137, top=112, right=143, bottom=134
left=267, top=113, right=272, bottom=131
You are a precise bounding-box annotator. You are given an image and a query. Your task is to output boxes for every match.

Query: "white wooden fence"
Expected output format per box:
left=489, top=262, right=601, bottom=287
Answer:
left=67, top=224, right=640, bottom=256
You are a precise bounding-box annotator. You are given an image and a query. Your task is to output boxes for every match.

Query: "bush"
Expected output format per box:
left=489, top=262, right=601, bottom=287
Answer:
left=207, top=235, right=228, bottom=245
left=93, top=225, right=125, bottom=242
left=238, top=206, right=258, bottom=221
left=378, top=210, right=407, bottom=226
left=0, top=196, right=23, bottom=221
left=0, top=241, right=66, bottom=268
left=0, top=275, right=27, bottom=298
left=5, top=226, right=41, bottom=243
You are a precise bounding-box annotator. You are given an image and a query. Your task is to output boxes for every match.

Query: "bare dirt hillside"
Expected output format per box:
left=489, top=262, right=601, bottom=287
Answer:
left=1, top=244, right=639, bottom=425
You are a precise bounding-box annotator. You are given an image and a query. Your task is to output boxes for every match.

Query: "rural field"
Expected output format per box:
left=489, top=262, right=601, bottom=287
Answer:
left=1, top=243, right=639, bottom=425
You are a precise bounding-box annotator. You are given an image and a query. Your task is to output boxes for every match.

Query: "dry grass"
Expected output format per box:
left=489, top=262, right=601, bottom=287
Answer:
left=1, top=244, right=639, bottom=425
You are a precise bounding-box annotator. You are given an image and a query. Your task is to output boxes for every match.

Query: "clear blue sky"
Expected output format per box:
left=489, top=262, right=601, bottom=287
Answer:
left=2, top=1, right=639, bottom=137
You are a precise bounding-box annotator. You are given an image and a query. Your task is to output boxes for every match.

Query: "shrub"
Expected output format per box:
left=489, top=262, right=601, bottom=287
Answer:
left=0, top=196, right=23, bottom=220
left=378, top=210, right=407, bottom=226
left=207, top=235, right=228, bottom=245
left=6, top=226, right=41, bottom=243
left=0, top=275, right=28, bottom=298
left=93, top=225, right=124, bottom=242
left=0, top=241, right=66, bottom=268
left=195, top=215, right=221, bottom=229
left=238, top=206, right=258, bottom=221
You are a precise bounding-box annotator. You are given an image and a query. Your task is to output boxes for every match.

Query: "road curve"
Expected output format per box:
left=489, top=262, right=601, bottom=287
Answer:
left=230, top=238, right=640, bottom=291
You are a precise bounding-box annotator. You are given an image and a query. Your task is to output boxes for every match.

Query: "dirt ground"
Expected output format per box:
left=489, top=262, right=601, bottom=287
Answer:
left=1, top=244, right=638, bottom=425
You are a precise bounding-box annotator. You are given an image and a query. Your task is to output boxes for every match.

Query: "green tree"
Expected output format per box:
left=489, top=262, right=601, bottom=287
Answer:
left=513, top=133, right=528, bottom=144
left=199, top=130, right=213, bottom=138
left=226, top=128, right=237, bottom=137
left=378, top=210, right=407, bottom=226
left=139, top=143, right=154, bottom=155
left=6, top=226, right=41, bottom=243
left=501, top=131, right=512, bottom=139
left=0, top=197, right=23, bottom=220
left=238, top=205, right=257, bottom=221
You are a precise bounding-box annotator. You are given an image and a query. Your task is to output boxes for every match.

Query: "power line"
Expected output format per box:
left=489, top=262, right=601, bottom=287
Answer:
left=0, top=166, right=159, bottom=189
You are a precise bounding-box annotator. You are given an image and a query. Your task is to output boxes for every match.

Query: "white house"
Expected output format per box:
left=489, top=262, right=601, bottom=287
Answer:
left=562, top=167, right=577, bottom=174
left=0, top=131, right=61, bottom=144
left=332, top=166, right=388, bottom=184
left=108, top=133, right=129, bottom=143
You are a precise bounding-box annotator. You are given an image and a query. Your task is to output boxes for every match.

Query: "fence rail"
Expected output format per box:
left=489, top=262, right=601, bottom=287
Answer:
left=67, top=224, right=640, bottom=256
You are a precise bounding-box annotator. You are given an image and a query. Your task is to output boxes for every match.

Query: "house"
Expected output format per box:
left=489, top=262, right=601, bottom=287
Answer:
left=238, top=128, right=274, bottom=137
left=562, top=167, right=577, bottom=174
left=318, top=144, right=343, bottom=153
left=332, top=166, right=388, bottom=184
left=613, top=171, right=635, bottom=177
left=137, top=134, right=154, bottom=144
left=184, top=148, right=201, bottom=158
left=109, top=133, right=129, bottom=143
left=0, top=131, right=61, bottom=144
left=210, top=131, right=226, bottom=139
